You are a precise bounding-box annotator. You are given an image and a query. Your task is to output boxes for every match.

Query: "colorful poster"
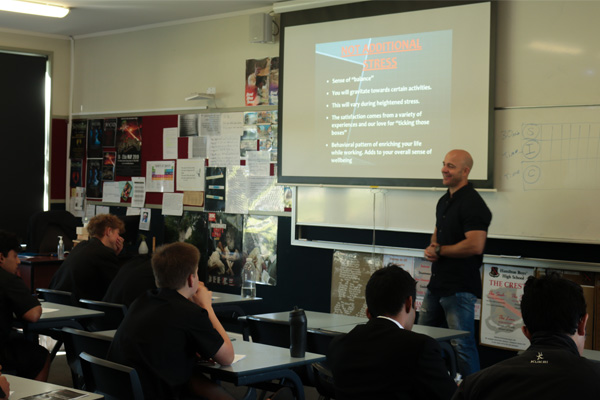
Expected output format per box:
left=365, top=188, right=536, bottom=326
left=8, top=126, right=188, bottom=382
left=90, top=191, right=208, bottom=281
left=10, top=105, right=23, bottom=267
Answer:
left=243, top=215, right=278, bottom=286
left=103, top=118, right=117, bottom=147
left=70, top=159, right=83, bottom=187
left=87, top=119, right=104, bottom=158
left=116, top=117, right=142, bottom=176
left=206, top=212, right=244, bottom=287
left=480, top=264, right=534, bottom=350
left=245, top=57, right=270, bottom=106
left=269, top=56, right=279, bottom=105
left=86, top=159, right=102, bottom=198
left=102, top=151, right=116, bottom=181
left=145, top=161, right=175, bottom=193
left=204, top=166, right=226, bottom=211
left=69, top=119, right=87, bottom=159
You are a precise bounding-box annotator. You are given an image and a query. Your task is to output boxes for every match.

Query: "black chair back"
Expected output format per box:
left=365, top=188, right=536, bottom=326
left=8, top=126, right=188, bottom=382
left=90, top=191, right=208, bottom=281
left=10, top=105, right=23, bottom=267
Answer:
left=26, top=210, right=78, bottom=253
left=61, top=327, right=113, bottom=389
left=241, top=316, right=290, bottom=348
left=36, top=288, right=72, bottom=305
left=79, top=351, right=145, bottom=400
left=78, top=299, right=127, bottom=331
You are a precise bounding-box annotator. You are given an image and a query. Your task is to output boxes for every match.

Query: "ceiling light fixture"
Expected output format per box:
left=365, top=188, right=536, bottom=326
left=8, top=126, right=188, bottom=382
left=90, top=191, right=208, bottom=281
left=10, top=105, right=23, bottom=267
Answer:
left=0, top=0, right=69, bottom=18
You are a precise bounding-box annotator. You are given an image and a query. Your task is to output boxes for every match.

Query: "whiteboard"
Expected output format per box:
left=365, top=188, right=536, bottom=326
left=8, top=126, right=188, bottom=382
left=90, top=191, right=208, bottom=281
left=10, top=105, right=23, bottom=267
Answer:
left=297, top=106, right=600, bottom=244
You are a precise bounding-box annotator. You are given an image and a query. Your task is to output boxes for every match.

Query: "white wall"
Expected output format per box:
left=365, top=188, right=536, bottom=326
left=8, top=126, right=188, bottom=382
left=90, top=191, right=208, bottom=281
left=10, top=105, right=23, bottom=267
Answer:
left=72, top=14, right=278, bottom=114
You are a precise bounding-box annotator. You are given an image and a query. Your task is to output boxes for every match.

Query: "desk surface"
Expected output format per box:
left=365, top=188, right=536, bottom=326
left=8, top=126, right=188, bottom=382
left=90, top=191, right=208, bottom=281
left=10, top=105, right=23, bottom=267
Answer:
left=5, top=374, right=103, bottom=399
left=212, top=292, right=262, bottom=305
left=249, top=310, right=469, bottom=341
left=18, top=255, right=63, bottom=264
left=40, top=302, right=104, bottom=321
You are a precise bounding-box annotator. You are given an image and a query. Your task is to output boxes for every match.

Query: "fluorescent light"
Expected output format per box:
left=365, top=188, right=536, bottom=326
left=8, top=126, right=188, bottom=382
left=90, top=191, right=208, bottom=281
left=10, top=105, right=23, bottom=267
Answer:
left=0, top=0, right=69, bottom=18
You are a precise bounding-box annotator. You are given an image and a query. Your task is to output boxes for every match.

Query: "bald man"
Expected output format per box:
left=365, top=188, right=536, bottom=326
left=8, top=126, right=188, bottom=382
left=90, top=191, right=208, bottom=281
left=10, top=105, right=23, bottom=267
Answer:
left=420, top=149, right=492, bottom=378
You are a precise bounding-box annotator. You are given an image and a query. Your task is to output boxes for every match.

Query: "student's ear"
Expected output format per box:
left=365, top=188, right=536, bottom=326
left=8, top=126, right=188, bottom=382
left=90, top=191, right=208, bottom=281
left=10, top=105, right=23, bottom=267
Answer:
left=577, top=313, right=589, bottom=337
left=186, top=273, right=195, bottom=288
left=521, top=325, right=532, bottom=340
left=366, top=308, right=373, bottom=320
left=405, top=296, right=413, bottom=314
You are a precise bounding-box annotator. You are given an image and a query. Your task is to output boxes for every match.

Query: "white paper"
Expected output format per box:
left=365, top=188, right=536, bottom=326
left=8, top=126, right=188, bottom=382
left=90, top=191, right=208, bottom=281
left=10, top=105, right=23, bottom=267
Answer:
left=139, top=207, right=151, bottom=231
left=85, top=204, right=96, bottom=219
left=382, top=255, right=415, bottom=277
left=247, top=151, right=271, bottom=176
left=163, top=127, right=178, bottom=159
left=247, top=176, right=284, bottom=212
left=225, top=166, right=249, bottom=214
left=96, top=205, right=110, bottom=215
left=191, top=136, right=208, bottom=158
left=208, top=136, right=241, bottom=166
left=162, top=193, right=184, bottom=216
left=176, top=159, right=205, bottom=191
left=221, top=112, right=244, bottom=135
left=131, top=177, right=146, bottom=208
left=200, top=113, right=221, bottom=136
left=146, top=161, right=175, bottom=193
left=102, top=182, right=121, bottom=203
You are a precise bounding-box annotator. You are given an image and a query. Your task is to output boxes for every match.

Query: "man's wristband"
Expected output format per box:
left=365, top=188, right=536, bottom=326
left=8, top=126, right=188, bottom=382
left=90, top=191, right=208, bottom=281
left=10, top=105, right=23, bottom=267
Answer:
left=434, top=245, right=442, bottom=257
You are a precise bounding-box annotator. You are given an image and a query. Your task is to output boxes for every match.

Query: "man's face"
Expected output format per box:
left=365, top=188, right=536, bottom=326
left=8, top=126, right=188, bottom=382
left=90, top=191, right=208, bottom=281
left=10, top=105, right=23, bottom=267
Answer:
left=441, top=151, right=467, bottom=188
left=105, top=228, right=122, bottom=251
left=0, top=249, right=20, bottom=275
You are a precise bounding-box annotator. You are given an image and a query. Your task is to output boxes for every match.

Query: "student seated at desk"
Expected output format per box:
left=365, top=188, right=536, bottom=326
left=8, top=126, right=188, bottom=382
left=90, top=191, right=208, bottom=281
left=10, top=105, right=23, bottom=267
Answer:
left=107, top=242, right=235, bottom=400
left=327, top=265, right=457, bottom=400
left=102, top=254, right=156, bottom=308
left=453, top=273, right=600, bottom=399
left=50, top=214, right=124, bottom=304
left=0, top=230, right=50, bottom=381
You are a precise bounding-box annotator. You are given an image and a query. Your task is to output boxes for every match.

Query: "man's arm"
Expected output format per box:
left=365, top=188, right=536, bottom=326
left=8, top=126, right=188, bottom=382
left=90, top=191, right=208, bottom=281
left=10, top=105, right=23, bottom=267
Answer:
left=424, top=228, right=438, bottom=261
left=192, top=284, right=235, bottom=366
left=21, top=304, right=43, bottom=322
left=437, top=230, right=487, bottom=258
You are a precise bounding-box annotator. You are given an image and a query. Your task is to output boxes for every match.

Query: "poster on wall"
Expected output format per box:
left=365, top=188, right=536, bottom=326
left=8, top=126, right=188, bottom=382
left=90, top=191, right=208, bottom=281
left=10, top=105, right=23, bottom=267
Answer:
left=103, top=118, right=117, bottom=147
left=245, top=57, right=272, bottom=106
left=87, top=119, right=104, bottom=158
left=206, top=212, right=244, bottom=287
left=145, top=161, right=175, bottom=192
left=70, top=159, right=83, bottom=188
left=86, top=159, right=102, bottom=198
left=116, top=117, right=142, bottom=176
left=205, top=166, right=226, bottom=211
left=70, top=119, right=87, bottom=159
left=269, top=56, right=279, bottom=105
left=243, top=215, right=278, bottom=286
left=480, top=264, right=534, bottom=351
left=102, top=152, right=116, bottom=181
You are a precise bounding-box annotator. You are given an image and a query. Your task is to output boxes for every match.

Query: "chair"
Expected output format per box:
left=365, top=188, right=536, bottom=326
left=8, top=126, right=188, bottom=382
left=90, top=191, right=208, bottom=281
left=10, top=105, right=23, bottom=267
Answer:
left=312, top=362, right=336, bottom=400
left=26, top=210, right=79, bottom=253
left=439, top=340, right=458, bottom=381
left=36, top=288, right=72, bottom=305
left=240, top=316, right=290, bottom=348
left=79, top=351, right=145, bottom=400
left=61, top=327, right=113, bottom=389
left=307, top=329, right=342, bottom=400
left=78, top=299, right=127, bottom=331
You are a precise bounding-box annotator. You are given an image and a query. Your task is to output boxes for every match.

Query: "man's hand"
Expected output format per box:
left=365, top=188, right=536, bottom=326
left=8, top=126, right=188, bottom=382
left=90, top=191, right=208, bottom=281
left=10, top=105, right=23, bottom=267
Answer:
left=191, top=282, right=213, bottom=310
left=424, top=243, right=439, bottom=262
left=115, top=236, right=124, bottom=255
left=0, top=365, right=10, bottom=400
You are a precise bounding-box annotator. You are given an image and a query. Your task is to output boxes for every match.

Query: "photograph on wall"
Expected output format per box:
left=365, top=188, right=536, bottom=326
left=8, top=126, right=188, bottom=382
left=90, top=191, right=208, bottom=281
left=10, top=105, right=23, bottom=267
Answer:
left=86, top=159, right=103, bottom=198
left=243, top=215, right=278, bottom=286
left=102, top=151, right=116, bottom=181
left=179, top=114, right=199, bottom=137
left=480, top=264, right=534, bottom=351
left=204, top=166, right=226, bottom=212
left=70, top=159, right=83, bottom=188
left=244, top=112, right=257, bottom=125
left=245, top=57, right=270, bottom=106
left=103, top=118, right=117, bottom=147
left=206, top=212, right=244, bottom=287
left=87, top=119, right=104, bottom=158
left=69, top=119, right=87, bottom=159
left=269, top=56, right=279, bottom=105
left=116, top=117, right=142, bottom=176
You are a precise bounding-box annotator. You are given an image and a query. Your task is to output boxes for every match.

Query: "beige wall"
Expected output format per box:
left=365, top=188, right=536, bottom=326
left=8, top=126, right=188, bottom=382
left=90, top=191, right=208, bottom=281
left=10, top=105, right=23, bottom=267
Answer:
left=0, top=31, right=71, bottom=117
left=73, top=14, right=279, bottom=115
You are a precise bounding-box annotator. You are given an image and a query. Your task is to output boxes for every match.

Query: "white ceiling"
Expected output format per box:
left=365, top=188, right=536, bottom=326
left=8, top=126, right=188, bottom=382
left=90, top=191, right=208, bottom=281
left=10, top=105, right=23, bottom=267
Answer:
left=0, top=0, right=289, bottom=37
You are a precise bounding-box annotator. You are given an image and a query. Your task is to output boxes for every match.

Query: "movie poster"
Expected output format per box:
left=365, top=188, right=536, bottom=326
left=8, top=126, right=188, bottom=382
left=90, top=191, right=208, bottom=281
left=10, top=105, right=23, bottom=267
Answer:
left=245, top=57, right=271, bottom=106
left=206, top=212, right=244, bottom=287
left=70, top=119, right=87, bottom=159
left=116, top=117, right=142, bottom=176
left=103, top=118, right=117, bottom=147
left=88, top=119, right=104, bottom=158
left=86, top=159, right=103, bottom=198
left=102, top=151, right=116, bottom=181
left=70, top=159, right=83, bottom=187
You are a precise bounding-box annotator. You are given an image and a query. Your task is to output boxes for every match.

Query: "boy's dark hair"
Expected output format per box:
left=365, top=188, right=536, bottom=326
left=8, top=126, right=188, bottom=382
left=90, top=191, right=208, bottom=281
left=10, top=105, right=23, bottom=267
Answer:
left=152, top=242, right=200, bottom=289
left=366, top=264, right=416, bottom=318
left=0, top=230, right=21, bottom=257
left=521, top=272, right=587, bottom=335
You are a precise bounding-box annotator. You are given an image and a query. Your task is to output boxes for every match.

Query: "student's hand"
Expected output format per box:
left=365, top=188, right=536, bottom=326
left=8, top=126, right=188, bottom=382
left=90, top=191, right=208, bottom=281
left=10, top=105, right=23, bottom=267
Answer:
left=424, top=243, right=439, bottom=262
left=192, top=282, right=213, bottom=310
left=0, top=365, right=9, bottom=400
left=115, top=236, right=124, bottom=255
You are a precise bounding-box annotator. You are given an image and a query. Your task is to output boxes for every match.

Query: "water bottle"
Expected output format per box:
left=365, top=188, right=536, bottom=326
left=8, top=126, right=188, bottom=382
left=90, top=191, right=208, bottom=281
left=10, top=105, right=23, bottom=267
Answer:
left=241, top=258, right=256, bottom=298
left=57, top=236, right=65, bottom=260
left=289, top=306, right=307, bottom=357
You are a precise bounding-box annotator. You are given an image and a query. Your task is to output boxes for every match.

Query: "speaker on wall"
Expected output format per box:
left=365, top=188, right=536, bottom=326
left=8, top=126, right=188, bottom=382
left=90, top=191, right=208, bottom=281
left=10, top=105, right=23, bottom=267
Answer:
left=249, top=13, right=273, bottom=43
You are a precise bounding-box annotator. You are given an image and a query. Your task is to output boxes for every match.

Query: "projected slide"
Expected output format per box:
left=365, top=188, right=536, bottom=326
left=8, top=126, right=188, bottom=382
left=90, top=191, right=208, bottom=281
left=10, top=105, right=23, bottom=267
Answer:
left=315, top=30, right=452, bottom=167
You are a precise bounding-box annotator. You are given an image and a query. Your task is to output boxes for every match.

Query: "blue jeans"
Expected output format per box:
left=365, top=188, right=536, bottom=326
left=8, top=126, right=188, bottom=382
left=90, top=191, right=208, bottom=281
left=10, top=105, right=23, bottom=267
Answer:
left=418, top=290, right=480, bottom=377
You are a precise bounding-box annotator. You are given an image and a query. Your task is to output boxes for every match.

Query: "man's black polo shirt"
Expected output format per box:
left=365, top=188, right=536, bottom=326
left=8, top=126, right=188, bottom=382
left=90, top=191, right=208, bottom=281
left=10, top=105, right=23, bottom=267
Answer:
left=429, top=183, right=492, bottom=297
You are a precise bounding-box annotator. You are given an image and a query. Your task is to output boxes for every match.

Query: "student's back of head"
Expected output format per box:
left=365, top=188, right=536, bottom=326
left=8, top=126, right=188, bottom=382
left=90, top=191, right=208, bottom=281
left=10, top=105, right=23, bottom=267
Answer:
left=521, top=272, right=587, bottom=336
left=151, top=242, right=200, bottom=289
left=365, top=265, right=416, bottom=318
left=0, top=230, right=20, bottom=256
